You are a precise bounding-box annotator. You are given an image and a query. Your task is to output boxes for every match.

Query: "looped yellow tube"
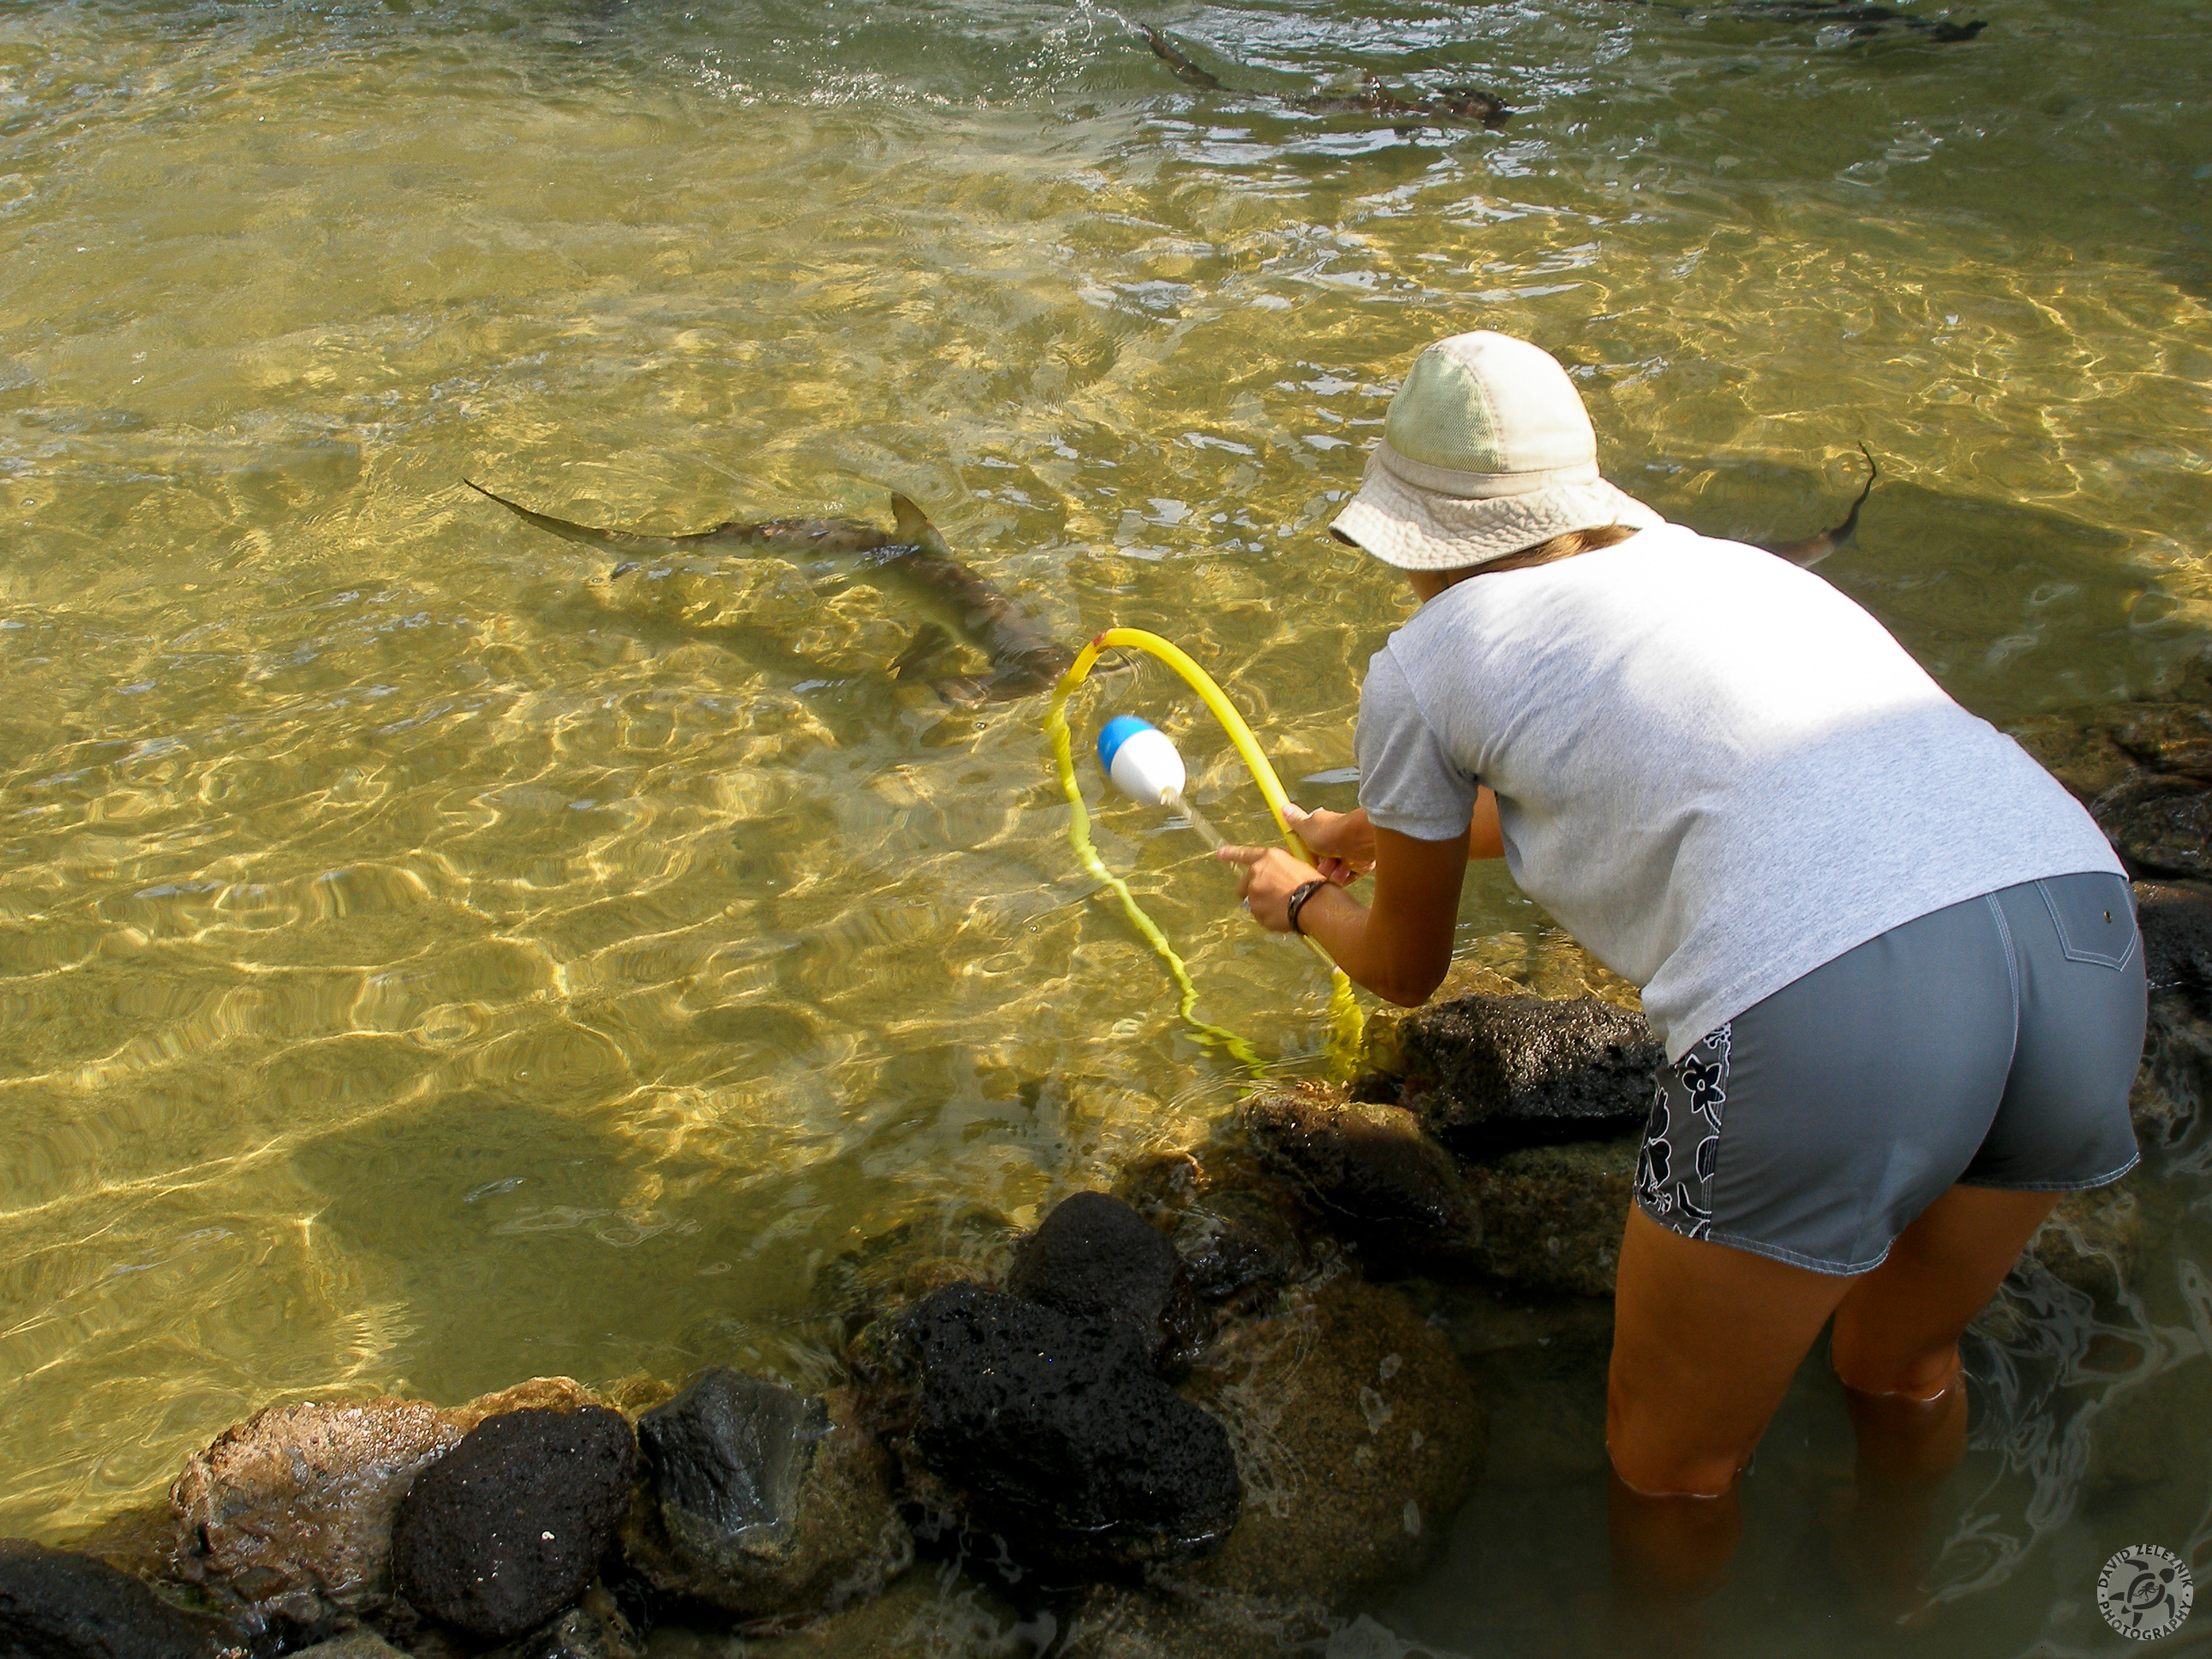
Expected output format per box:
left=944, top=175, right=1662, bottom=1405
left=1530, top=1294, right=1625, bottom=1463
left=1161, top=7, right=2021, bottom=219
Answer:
left=1042, top=626, right=1364, bottom=1074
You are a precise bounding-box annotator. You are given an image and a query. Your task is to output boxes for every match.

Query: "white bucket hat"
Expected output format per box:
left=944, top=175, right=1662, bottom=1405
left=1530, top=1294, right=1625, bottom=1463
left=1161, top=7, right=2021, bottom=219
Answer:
left=1330, top=332, right=1662, bottom=571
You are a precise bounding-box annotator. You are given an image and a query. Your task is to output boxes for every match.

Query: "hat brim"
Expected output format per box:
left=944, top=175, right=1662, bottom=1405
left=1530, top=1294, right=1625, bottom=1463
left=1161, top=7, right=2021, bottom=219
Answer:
left=1330, top=452, right=1664, bottom=571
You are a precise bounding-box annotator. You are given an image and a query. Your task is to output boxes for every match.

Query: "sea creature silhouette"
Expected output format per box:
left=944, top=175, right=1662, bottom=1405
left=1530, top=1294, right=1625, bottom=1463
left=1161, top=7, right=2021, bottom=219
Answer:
left=1139, top=26, right=1509, bottom=129
left=1762, top=446, right=1878, bottom=568
left=1614, top=0, right=1986, bottom=41
left=465, top=481, right=1076, bottom=704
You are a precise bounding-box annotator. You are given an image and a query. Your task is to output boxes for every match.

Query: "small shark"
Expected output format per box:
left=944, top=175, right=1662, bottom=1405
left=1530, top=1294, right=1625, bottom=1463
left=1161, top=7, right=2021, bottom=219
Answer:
left=464, top=481, right=1076, bottom=704
left=1610, top=0, right=1986, bottom=40
left=1139, top=26, right=1509, bottom=129
left=1761, top=446, right=1877, bottom=568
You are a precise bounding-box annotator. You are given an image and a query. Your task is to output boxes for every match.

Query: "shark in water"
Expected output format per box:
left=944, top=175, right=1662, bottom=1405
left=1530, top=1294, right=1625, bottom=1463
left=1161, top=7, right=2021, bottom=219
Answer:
left=1139, top=26, right=1510, bottom=129
left=1761, top=446, right=1877, bottom=568
left=464, top=481, right=1076, bottom=705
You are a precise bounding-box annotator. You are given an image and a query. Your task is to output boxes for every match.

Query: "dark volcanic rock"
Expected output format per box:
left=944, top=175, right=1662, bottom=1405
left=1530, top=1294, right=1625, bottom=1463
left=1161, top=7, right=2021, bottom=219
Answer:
left=1393, top=993, right=1660, bottom=1154
left=1165, top=1191, right=1309, bottom=1312
left=1005, top=1191, right=1207, bottom=1367
left=2136, top=881, right=2212, bottom=1147
left=898, top=1283, right=1241, bottom=1570
left=624, top=1371, right=909, bottom=1620
left=2138, top=881, right=2212, bottom=1006
left=2095, top=774, right=2212, bottom=878
left=169, top=1377, right=599, bottom=1631
left=391, top=1405, right=636, bottom=1643
left=1241, top=1085, right=1478, bottom=1268
left=0, top=1538, right=234, bottom=1659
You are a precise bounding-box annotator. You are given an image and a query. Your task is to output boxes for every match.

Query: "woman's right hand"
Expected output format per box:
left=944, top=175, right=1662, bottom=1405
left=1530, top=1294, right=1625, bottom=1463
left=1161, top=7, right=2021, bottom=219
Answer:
left=1283, top=804, right=1376, bottom=885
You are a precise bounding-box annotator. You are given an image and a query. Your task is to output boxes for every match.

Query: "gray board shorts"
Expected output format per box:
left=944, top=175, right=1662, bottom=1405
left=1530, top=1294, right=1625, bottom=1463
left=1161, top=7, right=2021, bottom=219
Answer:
left=1636, top=871, right=2146, bottom=1276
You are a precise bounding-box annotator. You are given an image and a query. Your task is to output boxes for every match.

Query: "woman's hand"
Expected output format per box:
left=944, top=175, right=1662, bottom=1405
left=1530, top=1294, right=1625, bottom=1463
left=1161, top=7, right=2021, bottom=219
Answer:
left=1283, top=804, right=1376, bottom=885
left=1214, top=844, right=1325, bottom=932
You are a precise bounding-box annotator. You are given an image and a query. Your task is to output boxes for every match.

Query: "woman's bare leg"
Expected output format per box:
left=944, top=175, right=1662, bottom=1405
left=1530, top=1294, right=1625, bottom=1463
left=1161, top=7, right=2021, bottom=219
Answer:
left=1826, top=1184, right=2061, bottom=1610
left=1608, top=1206, right=1861, bottom=1620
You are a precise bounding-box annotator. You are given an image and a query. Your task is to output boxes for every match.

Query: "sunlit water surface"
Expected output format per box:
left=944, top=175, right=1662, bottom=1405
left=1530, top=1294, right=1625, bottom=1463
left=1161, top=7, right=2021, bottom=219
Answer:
left=3, top=0, right=2211, bottom=1651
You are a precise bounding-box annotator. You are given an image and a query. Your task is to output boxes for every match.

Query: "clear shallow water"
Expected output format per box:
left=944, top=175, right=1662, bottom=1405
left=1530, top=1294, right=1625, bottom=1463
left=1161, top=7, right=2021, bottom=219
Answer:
left=3, top=0, right=2210, bottom=1650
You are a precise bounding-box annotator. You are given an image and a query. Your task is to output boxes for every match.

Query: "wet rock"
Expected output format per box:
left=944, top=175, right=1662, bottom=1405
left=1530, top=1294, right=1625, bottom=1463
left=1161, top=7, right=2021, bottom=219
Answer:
left=623, top=1372, right=909, bottom=1622
left=2137, top=881, right=2212, bottom=1144
left=812, top=1208, right=1022, bottom=1341
left=896, top=1283, right=1240, bottom=1572
left=1058, top=1582, right=1314, bottom=1659
left=1165, top=1191, right=1308, bottom=1314
left=1459, top=1135, right=1639, bottom=1298
left=644, top=1569, right=1029, bottom=1658
left=286, top=1635, right=411, bottom=1659
left=0, top=1537, right=237, bottom=1659
left=1004, top=1191, right=1207, bottom=1369
left=1240, top=1085, right=1478, bottom=1269
left=2022, top=1162, right=2177, bottom=1302
left=2093, top=774, right=2212, bottom=878
left=481, top=1584, right=644, bottom=1659
left=169, top=1377, right=599, bottom=1632
left=1390, top=994, right=1661, bottom=1156
left=1167, top=1277, right=1483, bottom=1609
left=390, top=1404, right=636, bottom=1643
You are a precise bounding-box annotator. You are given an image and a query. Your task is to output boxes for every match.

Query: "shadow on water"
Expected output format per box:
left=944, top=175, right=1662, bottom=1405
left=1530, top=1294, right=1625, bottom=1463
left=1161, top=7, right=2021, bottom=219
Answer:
left=282, top=1083, right=853, bottom=1407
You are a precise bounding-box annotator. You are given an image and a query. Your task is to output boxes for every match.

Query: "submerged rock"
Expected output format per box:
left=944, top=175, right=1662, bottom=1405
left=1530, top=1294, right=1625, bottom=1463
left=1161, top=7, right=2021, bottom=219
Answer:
left=1168, top=1276, right=1484, bottom=1609
left=390, top=1404, right=636, bottom=1643
left=285, top=1635, right=411, bottom=1659
left=1240, top=1085, right=1478, bottom=1270
left=167, top=1377, right=599, bottom=1632
left=1004, top=1191, right=1207, bottom=1369
left=624, top=1371, right=910, bottom=1622
left=481, top=1584, right=644, bottom=1659
left=896, top=1283, right=1241, bottom=1572
left=1389, top=994, right=1660, bottom=1155
left=1458, top=1135, right=1639, bottom=1298
left=0, top=1538, right=239, bottom=1659
left=1163, top=1191, right=1310, bottom=1315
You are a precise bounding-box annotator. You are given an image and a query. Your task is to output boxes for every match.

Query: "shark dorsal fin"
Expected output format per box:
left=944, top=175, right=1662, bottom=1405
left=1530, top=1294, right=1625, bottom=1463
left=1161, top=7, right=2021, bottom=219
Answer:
left=890, top=493, right=948, bottom=556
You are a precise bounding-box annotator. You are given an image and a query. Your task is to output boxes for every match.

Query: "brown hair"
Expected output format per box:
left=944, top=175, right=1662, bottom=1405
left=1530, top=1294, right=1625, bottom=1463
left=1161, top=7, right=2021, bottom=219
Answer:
left=1463, top=521, right=1641, bottom=577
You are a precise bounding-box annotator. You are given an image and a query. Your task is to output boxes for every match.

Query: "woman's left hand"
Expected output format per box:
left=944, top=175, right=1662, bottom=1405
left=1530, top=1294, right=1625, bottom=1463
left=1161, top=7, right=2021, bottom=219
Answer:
left=1215, top=844, right=1324, bottom=932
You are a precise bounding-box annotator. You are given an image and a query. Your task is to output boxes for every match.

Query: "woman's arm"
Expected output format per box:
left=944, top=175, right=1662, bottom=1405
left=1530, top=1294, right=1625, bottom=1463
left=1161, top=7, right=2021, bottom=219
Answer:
left=1292, top=790, right=1504, bottom=870
left=1217, top=820, right=1474, bottom=1007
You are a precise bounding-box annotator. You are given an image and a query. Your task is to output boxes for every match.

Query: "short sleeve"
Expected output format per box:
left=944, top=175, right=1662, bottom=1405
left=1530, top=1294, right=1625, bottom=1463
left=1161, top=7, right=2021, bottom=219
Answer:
left=1356, top=647, right=1478, bottom=841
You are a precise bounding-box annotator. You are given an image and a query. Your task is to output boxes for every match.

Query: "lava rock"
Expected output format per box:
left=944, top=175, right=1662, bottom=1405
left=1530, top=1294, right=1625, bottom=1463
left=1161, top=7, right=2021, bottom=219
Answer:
left=896, top=1283, right=1241, bottom=1571
left=1005, top=1191, right=1207, bottom=1367
left=1458, top=1135, right=1640, bottom=1297
left=285, top=1636, right=411, bottom=1659
left=0, top=1538, right=236, bottom=1659
left=169, top=1377, right=599, bottom=1631
left=2138, top=882, right=2212, bottom=1008
left=1166, top=1191, right=1308, bottom=1313
left=390, top=1405, right=636, bottom=1643
left=1390, top=993, right=1660, bottom=1154
left=1241, top=1086, right=1479, bottom=1268
left=623, top=1371, right=908, bottom=1622
left=2094, top=774, right=2212, bottom=878
left=1166, top=1277, right=1484, bottom=1610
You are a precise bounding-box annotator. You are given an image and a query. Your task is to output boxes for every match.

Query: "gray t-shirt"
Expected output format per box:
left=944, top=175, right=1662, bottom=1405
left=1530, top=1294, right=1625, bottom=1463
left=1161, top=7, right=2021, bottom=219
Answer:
left=1356, top=521, right=2122, bottom=1061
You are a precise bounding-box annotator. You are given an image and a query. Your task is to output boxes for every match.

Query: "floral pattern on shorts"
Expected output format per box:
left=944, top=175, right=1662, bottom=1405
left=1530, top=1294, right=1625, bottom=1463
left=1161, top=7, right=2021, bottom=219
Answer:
left=1636, top=1023, right=1731, bottom=1242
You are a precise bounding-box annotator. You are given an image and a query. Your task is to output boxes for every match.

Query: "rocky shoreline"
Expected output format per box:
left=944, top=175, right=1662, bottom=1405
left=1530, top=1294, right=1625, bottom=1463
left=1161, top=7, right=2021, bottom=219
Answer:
left=8, top=704, right=2212, bottom=1659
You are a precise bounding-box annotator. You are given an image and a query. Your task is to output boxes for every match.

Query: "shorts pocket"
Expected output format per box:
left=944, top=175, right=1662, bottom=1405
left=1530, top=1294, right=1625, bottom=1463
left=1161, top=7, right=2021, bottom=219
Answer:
left=2036, top=874, right=2138, bottom=971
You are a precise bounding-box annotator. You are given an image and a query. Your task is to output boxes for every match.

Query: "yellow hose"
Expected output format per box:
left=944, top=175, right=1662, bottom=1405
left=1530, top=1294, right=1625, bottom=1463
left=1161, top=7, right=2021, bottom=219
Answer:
left=1043, top=626, right=1364, bottom=1073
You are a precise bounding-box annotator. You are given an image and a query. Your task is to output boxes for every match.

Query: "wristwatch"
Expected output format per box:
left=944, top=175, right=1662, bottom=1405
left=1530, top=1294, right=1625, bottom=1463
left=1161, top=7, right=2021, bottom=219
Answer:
left=1286, top=879, right=1328, bottom=936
